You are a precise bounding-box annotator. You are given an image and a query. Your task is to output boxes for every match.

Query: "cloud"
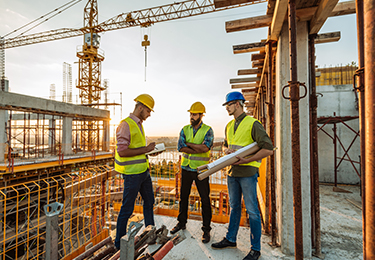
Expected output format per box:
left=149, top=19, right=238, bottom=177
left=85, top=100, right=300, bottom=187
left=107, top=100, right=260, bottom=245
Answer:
left=6, top=9, right=28, bottom=20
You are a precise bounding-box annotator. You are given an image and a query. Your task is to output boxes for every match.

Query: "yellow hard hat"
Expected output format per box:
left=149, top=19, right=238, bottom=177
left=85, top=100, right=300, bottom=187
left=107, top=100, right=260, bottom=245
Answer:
left=134, top=94, right=154, bottom=111
left=188, top=101, right=206, bottom=113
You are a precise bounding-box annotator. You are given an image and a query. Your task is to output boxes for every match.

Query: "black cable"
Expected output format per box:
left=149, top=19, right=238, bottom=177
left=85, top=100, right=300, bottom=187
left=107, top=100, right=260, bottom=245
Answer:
left=3, top=0, right=83, bottom=38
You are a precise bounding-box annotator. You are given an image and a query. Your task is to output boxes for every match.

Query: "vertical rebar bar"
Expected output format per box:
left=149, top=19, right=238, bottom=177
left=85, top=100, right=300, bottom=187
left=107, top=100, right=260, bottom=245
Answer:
left=364, top=0, right=375, bottom=258
left=288, top=0, right=303, bottom=258
left=333, top=115, right=337, bottom=187
left=267, top=41, right=277, bottom=246
left=355, top=0, right=366, bottom=257
left=308, top=33, right=321, bottom=257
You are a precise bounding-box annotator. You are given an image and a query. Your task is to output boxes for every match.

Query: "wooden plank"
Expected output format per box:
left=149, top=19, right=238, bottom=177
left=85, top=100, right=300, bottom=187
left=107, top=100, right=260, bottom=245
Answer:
left=252, top=61, right=264, bottom=68
left=269, top=0, right=289, bottom=41
left=251, top=53, right=266, bottom=61
left=227, top=1, right=354, bottom=34
left=330, top=1, right=355, bottom=17
left=231, top=83, right=258, bottom=89
left=233, top=41, right=266, bottom=54
left=242, top=88, right=258, bottom=93
left=214, top=0, right=259, bottom=8
left=310, top=0, right=339, bottom=34
left=226, top=15, right=272, bottom=33
left=230, top=77, right=260, bottom=84
left=267, top=0, right=277, bottom=15
left=315, top=31, right=340, bottom=44
left=238, top=69, right=262, bottom=75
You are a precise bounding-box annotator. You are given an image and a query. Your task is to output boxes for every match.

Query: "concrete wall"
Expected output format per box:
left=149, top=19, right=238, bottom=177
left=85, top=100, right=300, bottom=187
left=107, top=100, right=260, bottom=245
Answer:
left=317, top=84, right=360, bottom=184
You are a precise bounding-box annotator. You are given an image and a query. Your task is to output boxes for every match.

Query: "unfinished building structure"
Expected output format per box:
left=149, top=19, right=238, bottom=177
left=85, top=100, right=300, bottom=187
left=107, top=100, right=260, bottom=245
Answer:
left=0, top=0, right=374, bottom=259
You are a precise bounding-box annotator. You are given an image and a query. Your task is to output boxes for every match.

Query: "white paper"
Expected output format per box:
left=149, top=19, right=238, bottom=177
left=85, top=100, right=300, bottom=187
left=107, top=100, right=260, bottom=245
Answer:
left=146, top=143, right=166, bottom=155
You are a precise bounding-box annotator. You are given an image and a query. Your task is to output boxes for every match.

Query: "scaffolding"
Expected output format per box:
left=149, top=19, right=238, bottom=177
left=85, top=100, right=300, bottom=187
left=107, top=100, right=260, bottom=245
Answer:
left=315, top=64, right=357, bottom=86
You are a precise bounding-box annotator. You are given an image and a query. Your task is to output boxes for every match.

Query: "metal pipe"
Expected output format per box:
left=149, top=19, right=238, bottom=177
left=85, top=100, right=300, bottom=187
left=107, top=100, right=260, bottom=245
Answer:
left=355, top=0, right=366, bottom=257
left=265, top=72, right=270, bottom=235
left=267, top=41, right=277, bottom=246
left=364, top=0, right=375, bottom=258
left=73, top=236, right=112, bottom=260
left=333, top=116, right=337, bottom=187
left=288, top=0, right=303, bottom=258
left=308, top=33, right=322, bottom=257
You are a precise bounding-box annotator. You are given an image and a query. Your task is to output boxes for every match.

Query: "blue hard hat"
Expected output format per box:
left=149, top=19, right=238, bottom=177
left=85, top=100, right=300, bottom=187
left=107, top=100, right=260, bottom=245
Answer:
left=222, top=91, right=245, bottom=106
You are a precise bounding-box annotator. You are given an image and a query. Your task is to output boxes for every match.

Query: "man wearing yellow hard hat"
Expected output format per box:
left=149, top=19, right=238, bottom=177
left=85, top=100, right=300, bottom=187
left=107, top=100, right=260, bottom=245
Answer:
left=114, top=93, right=158, bottom=249
left=170, top=101, right=214, bottom=244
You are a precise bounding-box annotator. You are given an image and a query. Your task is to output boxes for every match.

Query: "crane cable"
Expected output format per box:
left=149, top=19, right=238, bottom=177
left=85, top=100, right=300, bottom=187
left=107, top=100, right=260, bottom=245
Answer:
left=3, top=0, right=83, bottom=39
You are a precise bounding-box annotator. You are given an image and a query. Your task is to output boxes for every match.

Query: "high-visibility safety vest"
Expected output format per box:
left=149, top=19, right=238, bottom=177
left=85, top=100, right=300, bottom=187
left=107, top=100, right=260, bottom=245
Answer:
left=115, top=117, right=149, bottom=175
left=226, top=115, right=262, bottom=168
left=181, top=124, right=211, bottom=170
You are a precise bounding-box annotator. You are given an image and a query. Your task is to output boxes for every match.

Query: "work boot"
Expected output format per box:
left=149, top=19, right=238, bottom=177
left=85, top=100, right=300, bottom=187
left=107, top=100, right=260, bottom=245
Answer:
left=202, top=231, right=210, bottom=244
left=243, top=249, right=261, bottom=260
left=211, top=237, right=236, bottom=249
left=170, top=223, right=186, bottom=235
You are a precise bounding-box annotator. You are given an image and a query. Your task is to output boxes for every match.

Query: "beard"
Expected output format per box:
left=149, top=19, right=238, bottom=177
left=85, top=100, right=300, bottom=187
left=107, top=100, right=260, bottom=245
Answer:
left=191, top=118, right=201, bottom=127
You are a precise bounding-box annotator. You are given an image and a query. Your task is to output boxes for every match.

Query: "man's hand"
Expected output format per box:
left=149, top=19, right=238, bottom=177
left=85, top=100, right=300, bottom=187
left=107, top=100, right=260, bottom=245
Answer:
left=232, top=156, right=249, bottom=165
left=148, top=151, right=163, bottom=157
left=145, top=142, right=156, bottom=153
left=224, top=148, right=236, bottom=155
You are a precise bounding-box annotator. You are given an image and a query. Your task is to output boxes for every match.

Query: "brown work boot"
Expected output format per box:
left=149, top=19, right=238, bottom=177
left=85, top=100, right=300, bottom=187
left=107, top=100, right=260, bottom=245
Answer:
left=202, top=231, right=210, bottom=244
left=170, top=223, right=186, bottom=235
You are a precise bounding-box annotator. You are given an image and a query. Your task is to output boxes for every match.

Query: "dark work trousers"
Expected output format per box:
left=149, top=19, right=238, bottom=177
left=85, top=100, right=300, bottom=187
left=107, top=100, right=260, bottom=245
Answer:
left=177, top=168, right=212, bottom=232
left=114, top=169, right=155, bottom=249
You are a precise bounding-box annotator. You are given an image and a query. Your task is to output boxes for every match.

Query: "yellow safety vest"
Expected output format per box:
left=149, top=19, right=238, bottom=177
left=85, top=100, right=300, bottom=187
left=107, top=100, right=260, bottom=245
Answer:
left=181, top=124, right=211, bottom=169
left=226, top=115, right=262, bottom=168
left=115, top=117, right=149, bottom=175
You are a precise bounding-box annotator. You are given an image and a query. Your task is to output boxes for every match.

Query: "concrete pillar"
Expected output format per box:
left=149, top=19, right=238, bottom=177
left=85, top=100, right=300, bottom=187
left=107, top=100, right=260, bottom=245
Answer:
left=0, top=79, right=9, bottom=163
left=275, top=21, right=311, bottom=257
left=49, top=119, right=56, bottom=152
left=0, top=110, right=7, bottom=163
left=103, top=120, right=110, bottom=151
left=62, top=117, right=73, bottom=155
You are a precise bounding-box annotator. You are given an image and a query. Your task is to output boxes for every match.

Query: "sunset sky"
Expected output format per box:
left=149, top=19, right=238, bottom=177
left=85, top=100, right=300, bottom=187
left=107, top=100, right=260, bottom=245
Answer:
left=1, top=0, right=357, bottom=138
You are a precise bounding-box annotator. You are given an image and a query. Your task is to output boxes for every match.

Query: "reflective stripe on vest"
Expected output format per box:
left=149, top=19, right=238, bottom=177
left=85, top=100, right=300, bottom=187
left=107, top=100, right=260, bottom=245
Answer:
left=181, top=123, right=211, bottom=169
left=115, top=117, right=149, bottom=175
left=226, top=116, right=262, bottom=168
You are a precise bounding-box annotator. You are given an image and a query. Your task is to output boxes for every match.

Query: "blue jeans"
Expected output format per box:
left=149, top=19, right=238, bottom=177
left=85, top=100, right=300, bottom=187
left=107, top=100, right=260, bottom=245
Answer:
left=225, top=173, right=261, bottom=251
left=114, top=169, right=155, bottom=249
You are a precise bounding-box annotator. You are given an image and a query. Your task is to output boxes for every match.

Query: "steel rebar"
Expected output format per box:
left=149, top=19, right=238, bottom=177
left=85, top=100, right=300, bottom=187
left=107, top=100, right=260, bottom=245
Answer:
left=288, top=0, right=303, bottom=258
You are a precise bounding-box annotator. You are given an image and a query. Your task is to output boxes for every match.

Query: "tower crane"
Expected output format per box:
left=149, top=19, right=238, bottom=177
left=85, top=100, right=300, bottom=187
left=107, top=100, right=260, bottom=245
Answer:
left=1, top=0, right=266, bottom=149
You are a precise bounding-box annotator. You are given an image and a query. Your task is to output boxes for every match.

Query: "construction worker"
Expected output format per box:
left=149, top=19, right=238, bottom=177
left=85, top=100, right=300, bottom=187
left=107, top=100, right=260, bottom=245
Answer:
left=170, top=101, right=214, bottom=244
left=114, top=94, right=160, bottom=250
left=211, top=92, right=274, bottom=260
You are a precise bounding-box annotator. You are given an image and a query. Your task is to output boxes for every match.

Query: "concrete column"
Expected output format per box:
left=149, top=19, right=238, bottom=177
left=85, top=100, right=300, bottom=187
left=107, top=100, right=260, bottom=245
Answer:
left=0, top=79, right=9, bottom=163
left=275, top=21, right=311, bottom=257
left=62, top=117, right=73, bottom=155
left=48, top=119, right=56, bottom=152
left=0, top=110, right=7, bottom=163
left=103, top=120, right=110, bottom=151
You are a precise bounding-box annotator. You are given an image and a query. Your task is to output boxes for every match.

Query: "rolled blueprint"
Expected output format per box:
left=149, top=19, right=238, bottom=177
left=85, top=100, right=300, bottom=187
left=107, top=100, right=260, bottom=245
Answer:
left=197, top=142, right=260, bottom=180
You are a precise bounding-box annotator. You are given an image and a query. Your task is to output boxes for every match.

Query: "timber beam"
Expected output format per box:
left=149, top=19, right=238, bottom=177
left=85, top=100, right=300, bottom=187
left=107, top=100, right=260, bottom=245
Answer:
left=251, top=53, right=266, bottom=61
left=231, top=83, right=258, bottom=89
left=310, top=0, right=339, bottom=34
left=226, top=0, right=355, bottom=33
left=315, top=31, right=340, bottom=44
left=238, top=69, right=262, bottom=75
left=230, top=77, right=260, bottom=84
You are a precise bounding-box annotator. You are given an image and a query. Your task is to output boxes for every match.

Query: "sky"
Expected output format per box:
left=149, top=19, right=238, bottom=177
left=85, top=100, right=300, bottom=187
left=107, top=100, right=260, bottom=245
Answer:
left=0, top=0, right=358, bottom=138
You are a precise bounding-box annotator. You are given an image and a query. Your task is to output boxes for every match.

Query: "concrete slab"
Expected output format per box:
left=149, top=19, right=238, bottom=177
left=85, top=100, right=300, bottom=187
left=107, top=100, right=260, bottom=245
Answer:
left=134, top=184, right=363, bottom=260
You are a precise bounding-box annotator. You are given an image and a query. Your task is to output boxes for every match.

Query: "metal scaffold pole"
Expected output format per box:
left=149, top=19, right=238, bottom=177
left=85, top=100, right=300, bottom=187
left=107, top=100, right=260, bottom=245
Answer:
left=45, top=202, right=64, bottom=260
left=364, top=0, right=375, bottom=258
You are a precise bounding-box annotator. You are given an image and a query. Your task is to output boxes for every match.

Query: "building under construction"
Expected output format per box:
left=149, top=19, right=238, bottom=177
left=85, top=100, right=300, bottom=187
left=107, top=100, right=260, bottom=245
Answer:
left=0, top=0, right=373, bottom=259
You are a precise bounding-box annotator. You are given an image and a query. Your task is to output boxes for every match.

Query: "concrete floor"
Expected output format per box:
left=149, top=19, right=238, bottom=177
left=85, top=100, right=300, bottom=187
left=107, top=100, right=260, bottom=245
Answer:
left=137, top=184, right=363, bottom=259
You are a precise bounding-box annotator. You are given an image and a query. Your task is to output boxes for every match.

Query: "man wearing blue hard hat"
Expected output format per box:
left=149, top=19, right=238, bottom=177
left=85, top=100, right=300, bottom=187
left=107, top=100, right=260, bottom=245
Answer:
left=211, top=91, right=274, bottom=260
